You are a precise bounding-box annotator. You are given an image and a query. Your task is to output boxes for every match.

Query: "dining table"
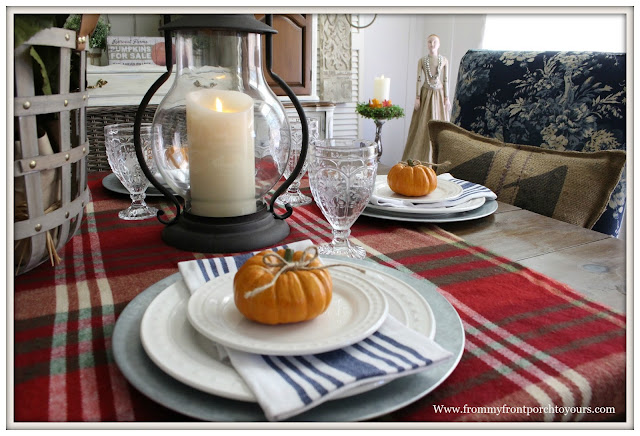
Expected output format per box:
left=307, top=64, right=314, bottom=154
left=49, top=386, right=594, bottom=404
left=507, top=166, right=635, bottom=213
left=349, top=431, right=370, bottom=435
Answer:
left=11, top=169, right=628, bottom=428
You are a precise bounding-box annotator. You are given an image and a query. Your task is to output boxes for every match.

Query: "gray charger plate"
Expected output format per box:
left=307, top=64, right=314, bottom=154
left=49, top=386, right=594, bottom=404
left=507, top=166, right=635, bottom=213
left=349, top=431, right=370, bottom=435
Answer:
left=102, top=172, right=173, bottom=197
left=112, top=256, right=465, bottom=422
left=362, top=199, right=498, bottom=223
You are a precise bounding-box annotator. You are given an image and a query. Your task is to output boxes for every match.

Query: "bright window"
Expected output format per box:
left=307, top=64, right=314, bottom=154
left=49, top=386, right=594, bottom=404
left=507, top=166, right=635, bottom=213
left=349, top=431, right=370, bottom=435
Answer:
left=482, top=14, right=626, bottom=52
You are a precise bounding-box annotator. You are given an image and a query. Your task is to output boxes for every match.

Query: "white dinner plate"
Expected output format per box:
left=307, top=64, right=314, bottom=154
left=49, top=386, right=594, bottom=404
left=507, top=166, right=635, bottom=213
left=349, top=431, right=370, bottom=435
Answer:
left=187, top=268, right=389, bottom=356
left=139, top=258, right=436, bottom=403
left=368, top=196, right=485, bottom=215
left=372, top=175, right=463, bottom=204
left=141, top=281, right=253, bottom=401
left=362, top=199, right=499, bottom=223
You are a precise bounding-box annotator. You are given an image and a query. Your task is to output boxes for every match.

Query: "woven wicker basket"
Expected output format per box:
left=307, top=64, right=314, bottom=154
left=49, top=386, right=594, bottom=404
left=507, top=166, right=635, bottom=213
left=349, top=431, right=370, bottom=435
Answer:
left=86, top=105, right=158, bottom=172
left=13, top=26, right=90, bottom=275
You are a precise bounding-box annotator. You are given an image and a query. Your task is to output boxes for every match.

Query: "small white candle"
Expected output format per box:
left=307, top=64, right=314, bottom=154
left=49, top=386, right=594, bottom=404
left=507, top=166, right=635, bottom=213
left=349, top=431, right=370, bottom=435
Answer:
left=373, top=75, right=391, bottom=101
left=186, top=89, right=256, bottom=217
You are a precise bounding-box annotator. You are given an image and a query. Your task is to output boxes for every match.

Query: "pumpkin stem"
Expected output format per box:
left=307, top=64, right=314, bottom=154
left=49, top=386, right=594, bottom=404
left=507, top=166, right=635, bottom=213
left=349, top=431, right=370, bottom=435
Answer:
left=404, top=159, right=450, bottom=168
left=406, top=159, right=419, bottom=167
left=284, top=248, right=294, bottom=262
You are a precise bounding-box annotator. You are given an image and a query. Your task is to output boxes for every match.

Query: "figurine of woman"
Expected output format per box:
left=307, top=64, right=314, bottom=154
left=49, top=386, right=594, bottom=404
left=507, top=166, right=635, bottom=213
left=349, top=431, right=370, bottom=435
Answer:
left=401, top=34, right=451, bottom=162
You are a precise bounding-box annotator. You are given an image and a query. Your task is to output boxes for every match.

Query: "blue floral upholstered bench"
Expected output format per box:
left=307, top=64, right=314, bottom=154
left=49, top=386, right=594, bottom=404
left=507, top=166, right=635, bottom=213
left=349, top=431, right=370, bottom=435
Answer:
left=448, top=50, right=626, bottom=237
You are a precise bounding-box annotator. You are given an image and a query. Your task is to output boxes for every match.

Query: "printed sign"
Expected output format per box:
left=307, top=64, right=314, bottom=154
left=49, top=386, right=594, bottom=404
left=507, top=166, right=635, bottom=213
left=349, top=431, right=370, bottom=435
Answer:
left=107, top=36, right=173, bottom=66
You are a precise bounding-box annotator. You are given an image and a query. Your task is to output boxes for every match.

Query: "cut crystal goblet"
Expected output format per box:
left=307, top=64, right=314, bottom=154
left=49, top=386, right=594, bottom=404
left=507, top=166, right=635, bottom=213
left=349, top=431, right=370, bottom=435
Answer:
left=308, top=138, right=378, bottom=259
left=104, top=123, right=159, bottom=220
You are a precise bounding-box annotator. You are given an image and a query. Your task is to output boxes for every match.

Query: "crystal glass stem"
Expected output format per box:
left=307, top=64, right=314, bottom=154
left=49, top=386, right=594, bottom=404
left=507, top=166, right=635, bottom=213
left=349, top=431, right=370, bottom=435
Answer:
left=316, top=228, right=367, bottom=259
left=287, top=181, right=301, bottom=195
left=118, top=192, right=156, bottom=220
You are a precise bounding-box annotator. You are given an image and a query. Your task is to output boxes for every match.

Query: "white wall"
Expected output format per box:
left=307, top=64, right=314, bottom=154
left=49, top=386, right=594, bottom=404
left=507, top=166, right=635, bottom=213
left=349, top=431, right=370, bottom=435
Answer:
left=359, top=14, right=486, bottom=166
left=103, top=14, right=162, bottom=37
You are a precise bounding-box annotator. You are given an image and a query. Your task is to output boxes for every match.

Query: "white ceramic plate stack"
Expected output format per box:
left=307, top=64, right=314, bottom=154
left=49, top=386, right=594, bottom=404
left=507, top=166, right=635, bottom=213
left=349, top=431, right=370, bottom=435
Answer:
left=138, top=259, right=437, bottom=402
left=111, top=255, right=465, bottom=421
left=363, top=175, right=498, bottom=223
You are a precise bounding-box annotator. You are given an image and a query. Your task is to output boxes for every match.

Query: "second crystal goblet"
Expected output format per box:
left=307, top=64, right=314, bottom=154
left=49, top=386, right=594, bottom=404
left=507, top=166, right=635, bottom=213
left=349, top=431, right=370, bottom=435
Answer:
left=104, top=123, right=159, bottom=220
left=276, top=117, right=319, bottom=207
left=308, top=138, right=378, bottom=259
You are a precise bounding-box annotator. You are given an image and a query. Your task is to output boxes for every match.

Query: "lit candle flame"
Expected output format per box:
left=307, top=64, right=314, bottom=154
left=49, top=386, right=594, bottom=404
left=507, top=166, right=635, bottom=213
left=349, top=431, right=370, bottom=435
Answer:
left=215, top=97, right=223, bottom=112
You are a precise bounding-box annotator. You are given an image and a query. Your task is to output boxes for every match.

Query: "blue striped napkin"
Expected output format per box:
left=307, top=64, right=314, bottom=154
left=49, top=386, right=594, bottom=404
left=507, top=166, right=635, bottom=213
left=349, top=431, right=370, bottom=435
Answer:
left=370, top=173, right=496, bottom=209
left=229, top=315, right=452, bottom=421
left=178, top=240, right=453, bottom=421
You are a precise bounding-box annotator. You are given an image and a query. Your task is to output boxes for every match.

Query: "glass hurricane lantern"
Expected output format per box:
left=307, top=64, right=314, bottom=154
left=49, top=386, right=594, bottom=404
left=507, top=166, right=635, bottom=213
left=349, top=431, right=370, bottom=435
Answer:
left=133, top=14, right=309, bottom=253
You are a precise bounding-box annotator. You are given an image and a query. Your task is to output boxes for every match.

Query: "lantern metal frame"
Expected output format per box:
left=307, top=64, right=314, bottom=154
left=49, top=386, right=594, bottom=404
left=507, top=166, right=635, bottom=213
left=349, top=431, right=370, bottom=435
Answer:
left=133, top=14, right=309, bottom=253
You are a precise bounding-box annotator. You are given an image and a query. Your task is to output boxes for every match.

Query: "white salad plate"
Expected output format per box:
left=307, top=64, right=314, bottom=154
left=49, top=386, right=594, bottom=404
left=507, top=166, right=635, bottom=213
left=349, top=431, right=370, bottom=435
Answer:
left=186, top=268, right=388, bottom=356
left=139, top=259, right=436, bottom=403
left=372, top=175, right=463, bottom=204
left=368, top=196, right=485, bottom=215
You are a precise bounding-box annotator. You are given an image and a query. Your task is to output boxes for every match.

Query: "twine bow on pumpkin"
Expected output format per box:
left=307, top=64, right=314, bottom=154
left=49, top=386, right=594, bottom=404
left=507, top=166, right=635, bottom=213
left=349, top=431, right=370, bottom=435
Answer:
left=244, top=246, right=366, bottom=298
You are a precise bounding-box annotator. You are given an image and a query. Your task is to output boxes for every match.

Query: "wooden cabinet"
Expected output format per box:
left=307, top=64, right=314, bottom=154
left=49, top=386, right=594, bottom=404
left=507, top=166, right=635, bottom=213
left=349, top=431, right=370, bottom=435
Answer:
left=86, top=14, right=333, bottom=137
left=255, top=14, right=312, bottom=96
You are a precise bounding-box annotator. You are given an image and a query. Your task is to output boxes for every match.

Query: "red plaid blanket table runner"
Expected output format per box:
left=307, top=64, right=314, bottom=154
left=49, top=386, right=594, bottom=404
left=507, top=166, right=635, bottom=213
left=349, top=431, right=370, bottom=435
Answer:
left=13, top=172, right=626, bottom=423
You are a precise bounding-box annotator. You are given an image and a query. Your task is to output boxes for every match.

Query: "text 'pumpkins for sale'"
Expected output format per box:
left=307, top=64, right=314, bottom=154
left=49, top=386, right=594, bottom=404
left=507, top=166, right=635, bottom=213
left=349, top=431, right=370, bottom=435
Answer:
left=233, top=248, right=333, bottom=325
left=387, top=159, right=437, bottom=197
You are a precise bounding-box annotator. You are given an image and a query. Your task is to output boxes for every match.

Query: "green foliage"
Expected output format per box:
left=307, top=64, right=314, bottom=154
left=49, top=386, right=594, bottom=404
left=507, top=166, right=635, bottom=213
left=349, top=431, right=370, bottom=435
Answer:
left=64, top=14, right=111, bottom=49
left=30, top=47, right=52, bottom=95
left=14, top=15, right=71, bottom=96
left=14, top=15, right=57, bottom=48
left=90, top=17, right=111, bottom=50
left=356, top=102, right=405, bottom=120
left=14, top=13, right=81, bottom=131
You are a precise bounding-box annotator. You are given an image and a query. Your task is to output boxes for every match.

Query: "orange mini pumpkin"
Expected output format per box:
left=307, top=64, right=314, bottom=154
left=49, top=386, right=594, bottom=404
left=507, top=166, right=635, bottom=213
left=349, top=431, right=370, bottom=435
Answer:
left=387, top=159, right=438, bottom=197
left=233, top=248, right=333, bottom=325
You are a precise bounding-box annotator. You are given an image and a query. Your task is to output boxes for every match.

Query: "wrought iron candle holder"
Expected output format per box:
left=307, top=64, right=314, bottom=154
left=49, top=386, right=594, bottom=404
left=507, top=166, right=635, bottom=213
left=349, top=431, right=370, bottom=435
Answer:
left=133, top=14, right=308, bottom=253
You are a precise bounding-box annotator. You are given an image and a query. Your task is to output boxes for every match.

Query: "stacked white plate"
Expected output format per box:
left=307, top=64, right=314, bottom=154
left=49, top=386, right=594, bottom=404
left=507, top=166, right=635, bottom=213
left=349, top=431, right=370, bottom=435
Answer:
left=138, top=258, right=436, bottom=403
left=363, top=174, right=498, bottom=223
left=111, top=255, right=466, bottom=421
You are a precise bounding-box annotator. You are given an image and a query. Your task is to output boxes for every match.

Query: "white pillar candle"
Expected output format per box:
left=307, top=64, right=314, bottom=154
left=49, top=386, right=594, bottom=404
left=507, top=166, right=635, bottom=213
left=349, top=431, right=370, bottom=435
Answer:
left=186, top=89, right=257, bottom=217
left=373, top=75, right=391, bottom=101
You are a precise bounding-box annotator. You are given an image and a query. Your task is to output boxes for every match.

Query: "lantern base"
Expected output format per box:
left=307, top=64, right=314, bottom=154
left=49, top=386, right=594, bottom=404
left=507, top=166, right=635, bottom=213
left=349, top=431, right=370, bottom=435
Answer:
left=161, top=205, right=290, bottom=254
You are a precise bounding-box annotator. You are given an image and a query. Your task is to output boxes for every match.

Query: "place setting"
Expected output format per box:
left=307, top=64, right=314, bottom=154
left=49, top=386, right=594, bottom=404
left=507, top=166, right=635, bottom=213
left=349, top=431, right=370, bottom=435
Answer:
left=362, top=161, right=498, bottom=223
left=112, top=236, right=465, bottom=422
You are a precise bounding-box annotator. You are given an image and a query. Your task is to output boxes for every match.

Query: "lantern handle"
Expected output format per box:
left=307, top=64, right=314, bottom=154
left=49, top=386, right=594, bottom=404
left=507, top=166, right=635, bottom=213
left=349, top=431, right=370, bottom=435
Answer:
left=134, top=14, right=182, bottom=225
left=264, top=14, right=309, bottom=221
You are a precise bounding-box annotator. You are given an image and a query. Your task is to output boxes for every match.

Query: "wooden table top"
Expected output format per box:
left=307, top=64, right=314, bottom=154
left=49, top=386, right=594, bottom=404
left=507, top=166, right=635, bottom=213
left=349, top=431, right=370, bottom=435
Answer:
left=377, top=165, right=627, bottom=313
left=438, top=202, right=627, bottom=313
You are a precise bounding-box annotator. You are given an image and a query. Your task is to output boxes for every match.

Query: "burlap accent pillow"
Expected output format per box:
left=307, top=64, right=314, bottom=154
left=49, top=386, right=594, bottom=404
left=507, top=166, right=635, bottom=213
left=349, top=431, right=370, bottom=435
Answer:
left=429, top=121, right=626, bottom=229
